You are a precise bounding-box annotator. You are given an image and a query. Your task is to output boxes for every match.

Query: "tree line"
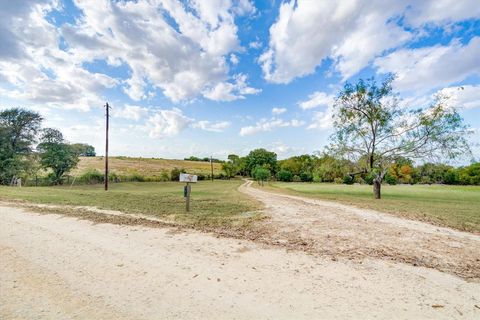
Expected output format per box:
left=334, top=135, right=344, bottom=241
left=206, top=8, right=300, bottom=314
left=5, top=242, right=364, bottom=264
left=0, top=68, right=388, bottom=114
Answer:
left=0, top=108, right=95, bottom=185
left=221, top=148, right=479, bottom=186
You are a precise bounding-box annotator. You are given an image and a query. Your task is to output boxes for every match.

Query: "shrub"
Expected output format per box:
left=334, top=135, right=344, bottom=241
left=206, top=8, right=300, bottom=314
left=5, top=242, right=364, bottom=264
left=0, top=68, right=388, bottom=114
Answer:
left=300, top=172, right=313, bottom=182
left=364, top=173, right=374, bottom=185
left=170, top=167, right=185, bottom=181
left=292, top=175, right=301, bottom=182
left=333, top=177, right=343, bottom=184
left=385, top=174, right=398, bottom=185
left=343, top=175, right=354, bottom=185
left=276, top=169, right=293, bottom=182
left=78, top=169, right=104, bottom=184
left=444, top=169, right=459, bottom=185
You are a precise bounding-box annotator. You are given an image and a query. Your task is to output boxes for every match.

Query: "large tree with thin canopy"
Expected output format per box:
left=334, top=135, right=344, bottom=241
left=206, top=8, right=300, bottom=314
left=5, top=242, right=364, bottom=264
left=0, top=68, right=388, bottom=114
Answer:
left=328, top=76, right=471, bottom=199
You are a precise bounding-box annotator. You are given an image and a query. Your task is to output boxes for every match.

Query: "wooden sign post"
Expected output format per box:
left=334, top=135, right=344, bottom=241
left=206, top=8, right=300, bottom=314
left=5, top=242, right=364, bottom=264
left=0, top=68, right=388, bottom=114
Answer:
left=180, top=173, right=197, bottom=212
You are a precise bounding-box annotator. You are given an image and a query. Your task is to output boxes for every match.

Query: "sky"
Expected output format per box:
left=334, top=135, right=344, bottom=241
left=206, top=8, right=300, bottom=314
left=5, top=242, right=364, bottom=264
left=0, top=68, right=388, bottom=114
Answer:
left=0, top=0, right=479, bottom=161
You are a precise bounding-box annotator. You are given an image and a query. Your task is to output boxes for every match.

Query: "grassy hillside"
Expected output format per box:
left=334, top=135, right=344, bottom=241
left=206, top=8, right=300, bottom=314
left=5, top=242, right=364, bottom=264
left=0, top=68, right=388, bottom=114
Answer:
left=73, top=156, right=223, bottom=176
left=264, top=182, right=480, bottom=233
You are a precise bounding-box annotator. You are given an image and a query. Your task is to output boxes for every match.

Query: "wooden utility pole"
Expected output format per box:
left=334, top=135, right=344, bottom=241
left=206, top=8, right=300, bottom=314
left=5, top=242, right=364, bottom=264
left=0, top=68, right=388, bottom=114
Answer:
left=105, top=102, right=111, bottom=191
left=210, top=156, right=214, bottom=181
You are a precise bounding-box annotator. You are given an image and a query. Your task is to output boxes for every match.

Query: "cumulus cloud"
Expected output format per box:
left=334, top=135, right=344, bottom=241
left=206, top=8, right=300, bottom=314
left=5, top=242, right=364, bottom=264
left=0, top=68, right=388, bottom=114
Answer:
left=146, top=108, right=193, bottom=138
left=239, top=117, right=304, bottom=136
left=375, top=37, right=480, bottom=92
left=192, top=120, right=231, bottom=132
left=271, top=107, right=287, bottom=115
left=439, top=85, right=480, bottom=110
left=260, top=0, right=479, bottom=84
left=0, top=0, right=260, bottom=110
left=203, top=73, right=261, bottom=101
left=298, top=91, right=335, bottom=110
left=113, top=105, right=148, bottom=121
left=307, top=109, right=334, bottom=130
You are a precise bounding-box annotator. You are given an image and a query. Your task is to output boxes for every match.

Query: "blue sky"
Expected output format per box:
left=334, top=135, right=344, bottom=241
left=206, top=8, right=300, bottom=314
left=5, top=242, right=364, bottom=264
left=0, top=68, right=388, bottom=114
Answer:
left=0, top=0, right=479, bottom=161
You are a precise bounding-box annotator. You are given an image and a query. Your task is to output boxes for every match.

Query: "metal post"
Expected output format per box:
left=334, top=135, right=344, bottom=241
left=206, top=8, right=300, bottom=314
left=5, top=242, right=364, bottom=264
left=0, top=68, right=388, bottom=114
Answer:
left=105, top=102, right=111, bottom=191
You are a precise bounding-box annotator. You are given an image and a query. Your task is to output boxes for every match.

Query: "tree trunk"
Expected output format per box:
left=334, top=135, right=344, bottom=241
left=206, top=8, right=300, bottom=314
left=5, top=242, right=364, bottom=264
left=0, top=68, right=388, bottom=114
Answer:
left=373, top=179, right=381, bottom=199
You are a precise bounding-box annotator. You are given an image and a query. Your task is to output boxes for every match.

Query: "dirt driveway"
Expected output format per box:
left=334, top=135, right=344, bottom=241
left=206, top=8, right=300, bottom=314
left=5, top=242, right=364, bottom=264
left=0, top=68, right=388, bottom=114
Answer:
left=239, top=180, right=480, bottom=280
left=1, top=184, right=480, bottom=319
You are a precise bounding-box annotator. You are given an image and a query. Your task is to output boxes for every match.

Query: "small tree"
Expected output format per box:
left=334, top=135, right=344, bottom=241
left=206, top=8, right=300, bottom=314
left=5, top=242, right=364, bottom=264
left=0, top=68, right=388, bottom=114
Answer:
left=245, top=148, right=277, bottom=176
left=37, top=129, right=79, bottom=185
left=252, top=167, right=270, bottom=186
left=329, top=76, right=470, bottom=199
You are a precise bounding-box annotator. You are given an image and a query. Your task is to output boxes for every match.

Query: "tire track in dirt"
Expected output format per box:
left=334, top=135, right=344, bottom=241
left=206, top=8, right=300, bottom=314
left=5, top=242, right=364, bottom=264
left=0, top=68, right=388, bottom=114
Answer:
left=239, top=180, right=480, bottom=280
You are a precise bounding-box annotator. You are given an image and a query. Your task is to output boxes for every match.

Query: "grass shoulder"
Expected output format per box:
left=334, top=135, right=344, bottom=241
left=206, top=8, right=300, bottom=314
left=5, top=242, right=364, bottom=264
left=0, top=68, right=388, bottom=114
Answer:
left=260, top=182, right=480, bottom=233
left=0, top=180, right=264, bottom=231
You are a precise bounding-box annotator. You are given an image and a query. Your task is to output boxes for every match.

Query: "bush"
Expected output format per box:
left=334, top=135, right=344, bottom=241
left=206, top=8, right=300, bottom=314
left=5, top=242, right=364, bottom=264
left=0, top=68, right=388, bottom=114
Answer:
left=444, top=169, right=459, bottom=185
left=343, top=175, right=354, bottom=185
left=170, top=167, right=185, bottom=181
left=300, top=172, right=313, bottom=182
left=333, top=177, right=343, bottom=184
left=252, top=167, right=271, bottom=185
left=128, top=173, right=146, bottom=182
left=78, top=169, right=104, bottom=184
left=385, top=174, right=398, bottom=185
left=276, top=169, right=293, bottom=182
left=292, top=175, right=301, bottom=182
left=363, top=173, right=374, bottom=185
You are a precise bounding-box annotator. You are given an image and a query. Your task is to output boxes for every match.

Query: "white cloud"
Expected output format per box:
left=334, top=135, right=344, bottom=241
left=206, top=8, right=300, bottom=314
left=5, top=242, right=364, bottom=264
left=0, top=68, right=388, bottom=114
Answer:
left=0, top=0, right=260, bottom=108
left=439, top=85, right=480, bottom=110
left=298, top=91, right=335, bottom=110
left=113, top=105, right=148, bottom=121
left=260, top=0, right=479, bottom=84
left=239, top=117, right=305, bottom=136
left=192, top=120, right=231, bottom=132
left=307, top=109, right=334, bottom=131
left=203, top=73, right=261, bottom=101
left=249, top=40, right=262, bottom=49
left=375, top=37, right=480, bottom=92
left=272, top=107, right=287, bottom=115
left=146, top=108, right=193, bottom=139
left=230, top=53, right=239, bottom=65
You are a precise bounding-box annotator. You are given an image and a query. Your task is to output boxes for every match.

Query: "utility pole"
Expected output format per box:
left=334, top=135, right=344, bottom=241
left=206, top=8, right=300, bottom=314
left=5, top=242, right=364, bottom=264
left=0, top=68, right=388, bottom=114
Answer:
left=105, top=102, right=111, bottom=191
left=210, top=156, right=214, bottom=181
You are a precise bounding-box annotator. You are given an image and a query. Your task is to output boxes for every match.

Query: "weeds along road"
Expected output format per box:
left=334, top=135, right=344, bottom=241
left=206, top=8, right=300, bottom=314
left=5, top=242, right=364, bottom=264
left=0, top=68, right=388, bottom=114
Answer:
left=1, top=186, right=480, bottom=318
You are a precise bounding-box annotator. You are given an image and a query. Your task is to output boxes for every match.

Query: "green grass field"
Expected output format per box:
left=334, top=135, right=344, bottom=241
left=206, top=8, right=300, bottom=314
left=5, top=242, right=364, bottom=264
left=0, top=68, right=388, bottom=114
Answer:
left=0, top=180, right=262, bottom=230
left=264, top=182, right=480, bottom=233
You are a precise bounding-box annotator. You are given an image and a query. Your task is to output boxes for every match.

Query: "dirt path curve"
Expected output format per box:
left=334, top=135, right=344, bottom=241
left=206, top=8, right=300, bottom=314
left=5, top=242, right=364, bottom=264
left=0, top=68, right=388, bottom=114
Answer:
left=1, top=205, right=480, bottom=319
left=239, top=180, right=480, bottom=280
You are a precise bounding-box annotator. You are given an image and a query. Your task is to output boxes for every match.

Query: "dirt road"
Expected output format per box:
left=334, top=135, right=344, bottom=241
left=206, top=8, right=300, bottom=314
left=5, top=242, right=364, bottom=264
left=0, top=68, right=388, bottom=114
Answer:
left=1, top=203, right=480, bottom=319
left=239, top=180, right=480, bottom=280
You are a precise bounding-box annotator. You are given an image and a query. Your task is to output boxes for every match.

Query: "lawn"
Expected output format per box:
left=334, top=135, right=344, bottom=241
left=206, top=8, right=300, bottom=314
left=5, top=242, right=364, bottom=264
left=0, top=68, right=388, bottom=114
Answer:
left=264, top=182, right=480, bottom=233
left=0, top=180, right=262, bottom=230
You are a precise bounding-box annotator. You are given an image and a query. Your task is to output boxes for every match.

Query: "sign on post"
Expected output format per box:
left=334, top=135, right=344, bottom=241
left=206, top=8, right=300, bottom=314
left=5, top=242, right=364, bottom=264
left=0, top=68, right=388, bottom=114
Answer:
left=180, top=174, right=197, bottom=212
left=179, top=173, right=198, bottom=183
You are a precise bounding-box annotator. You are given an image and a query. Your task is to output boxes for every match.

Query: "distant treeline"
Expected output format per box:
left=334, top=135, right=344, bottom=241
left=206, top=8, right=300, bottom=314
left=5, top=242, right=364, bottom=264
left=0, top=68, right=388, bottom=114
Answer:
left=184, top=156, right=223, bottom=163
left=221, top=149, right=480, bottom=185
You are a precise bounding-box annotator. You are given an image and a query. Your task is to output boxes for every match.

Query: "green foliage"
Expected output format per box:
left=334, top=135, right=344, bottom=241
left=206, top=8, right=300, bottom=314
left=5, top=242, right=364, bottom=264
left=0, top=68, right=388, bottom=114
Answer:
left=252, top=166, right=270, bottom=185
left=71, top=143, right=96, bottom=156
left=37, top=129, right=79, bottom=185
left=343, top=175, right=355, bottom=185
left=245, top=149, right=277, bottom=176
left=276, top=169, right=293, bottom=182
left=0, top=108, right=43, bottom=184
left=384, top=174, right=398, bottom=185
left=78, top=169, right=104, bottom=184
left=170, top=167, right=186, bottom=181
left=328, top=76, right=471, bottom=198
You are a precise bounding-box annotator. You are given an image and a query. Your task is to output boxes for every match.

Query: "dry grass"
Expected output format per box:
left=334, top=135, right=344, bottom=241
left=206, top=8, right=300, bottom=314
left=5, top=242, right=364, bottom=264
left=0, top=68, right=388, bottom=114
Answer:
left=73, top=156, right=222, bottom=176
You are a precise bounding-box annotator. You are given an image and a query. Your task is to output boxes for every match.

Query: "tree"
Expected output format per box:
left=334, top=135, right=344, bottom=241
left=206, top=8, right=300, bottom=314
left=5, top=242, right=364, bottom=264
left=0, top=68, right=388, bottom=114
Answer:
left=329, top=76, right=470, bottom=199
left=252, top=166, right=270, bottom=186
left=37, top=128, right=79, bottom=185
left=70, top=143, right=96, bottom=156
left=276, top=169, right=293, bottom=182
left=0, top=108, right=43, bottom=184
left=245, top=148, right=277, bottom=176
